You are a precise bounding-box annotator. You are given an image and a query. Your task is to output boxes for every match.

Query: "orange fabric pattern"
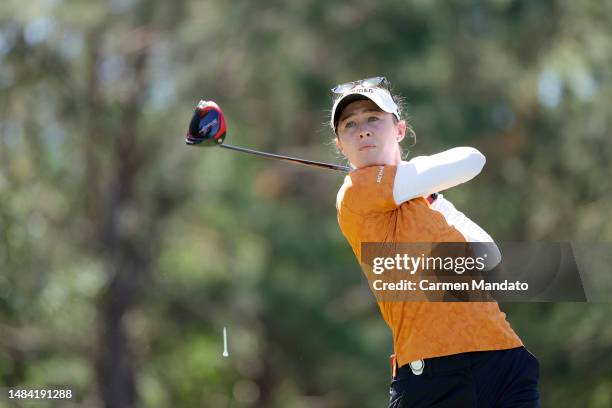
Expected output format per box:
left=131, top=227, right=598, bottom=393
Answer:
left=336, top=165, right=522, bottom=367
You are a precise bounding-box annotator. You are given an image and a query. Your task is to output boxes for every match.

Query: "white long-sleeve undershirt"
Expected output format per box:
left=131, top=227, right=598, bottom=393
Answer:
left=393, top=147, right=486, bottom=206
left=431, top=194, right=502, bottom=270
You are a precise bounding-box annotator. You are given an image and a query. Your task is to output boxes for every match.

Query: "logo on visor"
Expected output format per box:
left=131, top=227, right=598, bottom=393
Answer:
left=351, top=88, right=374, bottom=94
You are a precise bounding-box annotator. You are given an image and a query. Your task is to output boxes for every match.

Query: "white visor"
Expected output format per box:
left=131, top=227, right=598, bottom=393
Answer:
left=331, top=86, right=400, bottom=132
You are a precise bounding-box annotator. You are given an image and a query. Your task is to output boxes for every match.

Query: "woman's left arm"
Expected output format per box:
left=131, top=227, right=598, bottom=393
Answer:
left=393, top=147, right=485, bottom=205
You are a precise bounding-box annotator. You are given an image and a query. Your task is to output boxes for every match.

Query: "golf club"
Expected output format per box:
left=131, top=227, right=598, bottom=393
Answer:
left=185, top=100, right=351, bottom=172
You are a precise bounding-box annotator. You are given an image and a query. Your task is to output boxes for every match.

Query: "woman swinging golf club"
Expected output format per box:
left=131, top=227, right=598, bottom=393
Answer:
left=331, top=77, right=540, bottom=408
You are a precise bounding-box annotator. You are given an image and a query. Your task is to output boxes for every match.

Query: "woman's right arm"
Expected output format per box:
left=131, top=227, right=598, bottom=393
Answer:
left=430, top=194, right=502, bottom=270
left=393, top=147, right=486, bottom=205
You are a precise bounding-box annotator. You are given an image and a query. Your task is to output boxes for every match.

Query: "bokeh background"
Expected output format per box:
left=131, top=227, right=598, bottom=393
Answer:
left=1, top=0, right=611, bottom=407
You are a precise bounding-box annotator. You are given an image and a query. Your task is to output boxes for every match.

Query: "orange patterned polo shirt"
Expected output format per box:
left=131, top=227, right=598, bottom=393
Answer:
left=336, top=165, right=522, bottom=367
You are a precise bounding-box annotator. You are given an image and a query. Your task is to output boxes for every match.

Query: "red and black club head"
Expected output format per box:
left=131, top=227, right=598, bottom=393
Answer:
left=185, top=100, right=227, bottom=146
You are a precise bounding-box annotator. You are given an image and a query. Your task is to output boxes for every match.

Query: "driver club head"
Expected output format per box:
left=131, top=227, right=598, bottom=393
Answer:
left=185, top=100, right=227, bottom=146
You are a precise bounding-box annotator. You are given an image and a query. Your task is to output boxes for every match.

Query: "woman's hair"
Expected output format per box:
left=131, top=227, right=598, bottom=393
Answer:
left=388, top=92, right=416, bottom=158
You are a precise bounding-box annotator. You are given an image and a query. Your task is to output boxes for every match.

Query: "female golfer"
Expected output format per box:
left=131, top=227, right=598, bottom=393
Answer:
left=330, top=77, right=540, bottom=407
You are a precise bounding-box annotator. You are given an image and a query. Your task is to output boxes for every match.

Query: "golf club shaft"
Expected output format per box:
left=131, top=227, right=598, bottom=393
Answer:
left=217, top=143, right=351, bottom=172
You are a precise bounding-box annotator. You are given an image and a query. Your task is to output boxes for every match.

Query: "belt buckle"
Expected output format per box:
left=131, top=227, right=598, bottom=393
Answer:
left=409, top=359, right=425, bottom=375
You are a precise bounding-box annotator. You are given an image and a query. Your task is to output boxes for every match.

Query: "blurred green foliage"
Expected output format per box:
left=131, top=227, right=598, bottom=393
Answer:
left=1, top=0, right=611, bottom=407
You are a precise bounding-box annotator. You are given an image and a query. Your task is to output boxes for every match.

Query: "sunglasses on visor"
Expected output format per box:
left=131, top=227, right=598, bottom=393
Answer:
left=330, top=76, right=391, bottom=95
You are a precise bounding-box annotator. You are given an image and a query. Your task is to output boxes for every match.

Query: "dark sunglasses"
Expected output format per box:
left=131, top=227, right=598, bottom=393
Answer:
left=331, top=76, right=390, bottom=95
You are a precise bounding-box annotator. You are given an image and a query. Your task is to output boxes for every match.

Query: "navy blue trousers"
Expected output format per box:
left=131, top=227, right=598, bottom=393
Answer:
left=389, top=347, right=540, bottom=408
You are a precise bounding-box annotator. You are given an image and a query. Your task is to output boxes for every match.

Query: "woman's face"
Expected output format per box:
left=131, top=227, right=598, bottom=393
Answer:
left=335, top=99, right=406, bottom=169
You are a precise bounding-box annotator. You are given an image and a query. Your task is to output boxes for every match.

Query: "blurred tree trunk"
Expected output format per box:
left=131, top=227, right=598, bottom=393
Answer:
left=85, top=25, right=151, bottom=407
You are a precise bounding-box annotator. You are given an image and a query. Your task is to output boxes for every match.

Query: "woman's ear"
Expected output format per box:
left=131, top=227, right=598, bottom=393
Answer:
left=396, top=120, right=407, bottom=143
left=335, top=137, right=344, bottom=155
